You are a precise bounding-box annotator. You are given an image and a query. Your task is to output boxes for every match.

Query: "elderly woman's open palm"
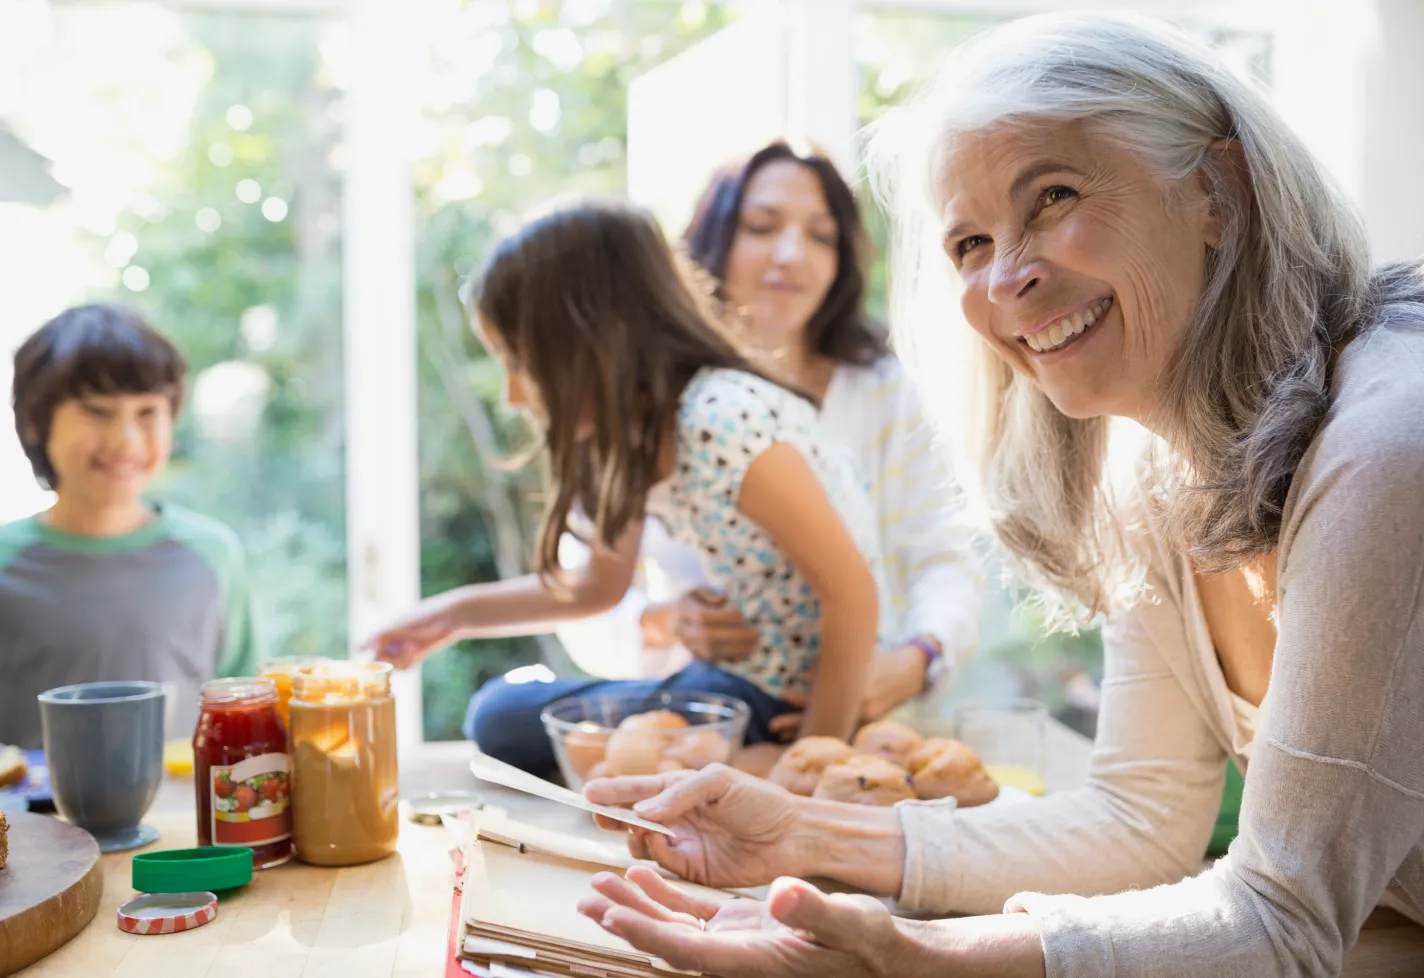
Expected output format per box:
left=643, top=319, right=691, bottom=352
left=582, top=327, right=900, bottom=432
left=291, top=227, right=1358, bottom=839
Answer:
left=583, top=765, right=804, bottom=888
left=578, top=866, right=902, bottom=978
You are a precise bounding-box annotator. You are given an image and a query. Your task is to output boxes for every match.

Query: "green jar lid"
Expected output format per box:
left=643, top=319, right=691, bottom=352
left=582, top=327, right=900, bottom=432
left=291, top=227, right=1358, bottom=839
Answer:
left=132, top=847, right=253, bottom=895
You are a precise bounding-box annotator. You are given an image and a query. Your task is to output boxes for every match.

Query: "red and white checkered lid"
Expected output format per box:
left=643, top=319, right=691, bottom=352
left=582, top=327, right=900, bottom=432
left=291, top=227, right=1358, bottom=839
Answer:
left=117, top=891, right=218, bottom=936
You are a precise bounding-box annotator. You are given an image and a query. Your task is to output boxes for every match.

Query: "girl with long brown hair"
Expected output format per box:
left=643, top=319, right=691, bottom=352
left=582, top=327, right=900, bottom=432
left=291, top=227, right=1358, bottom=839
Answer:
left=368, top=198, right=894, bottom=774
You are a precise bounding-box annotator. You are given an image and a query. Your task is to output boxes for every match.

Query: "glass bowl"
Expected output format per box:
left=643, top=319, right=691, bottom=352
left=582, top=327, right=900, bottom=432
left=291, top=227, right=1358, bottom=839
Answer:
left=541, top=689, right=750, bottom=789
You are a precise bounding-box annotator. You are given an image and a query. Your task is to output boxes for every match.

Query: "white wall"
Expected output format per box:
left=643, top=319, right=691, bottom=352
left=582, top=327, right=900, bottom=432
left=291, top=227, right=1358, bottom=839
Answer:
left=1273, top=0, right=1424, bottom=265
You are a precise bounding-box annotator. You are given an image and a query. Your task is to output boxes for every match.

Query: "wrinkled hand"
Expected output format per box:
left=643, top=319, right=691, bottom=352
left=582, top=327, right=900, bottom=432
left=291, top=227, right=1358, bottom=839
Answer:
left=673, top=589, right=760, bottom=662
left=362, top=594, right=463, bottom=670
left=767, top=645, right=929, bottom=737
left=583, top=764, right=804, bottom=888
left=578, top=866, right=904, bottom=978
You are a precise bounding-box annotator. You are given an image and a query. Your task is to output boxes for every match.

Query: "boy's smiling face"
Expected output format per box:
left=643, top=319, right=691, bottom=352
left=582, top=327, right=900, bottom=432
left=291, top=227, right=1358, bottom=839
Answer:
left=46, top=391, right=174, bottom=509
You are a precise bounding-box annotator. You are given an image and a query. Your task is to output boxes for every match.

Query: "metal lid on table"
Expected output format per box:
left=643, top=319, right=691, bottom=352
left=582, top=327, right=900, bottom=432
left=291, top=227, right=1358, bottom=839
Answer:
left=117, top=891, right=218, bottom=936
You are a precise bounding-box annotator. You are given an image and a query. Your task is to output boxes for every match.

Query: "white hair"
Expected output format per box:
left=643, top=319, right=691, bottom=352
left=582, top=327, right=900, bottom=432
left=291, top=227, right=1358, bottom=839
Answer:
left=867, top=12, right=1421, bottom=624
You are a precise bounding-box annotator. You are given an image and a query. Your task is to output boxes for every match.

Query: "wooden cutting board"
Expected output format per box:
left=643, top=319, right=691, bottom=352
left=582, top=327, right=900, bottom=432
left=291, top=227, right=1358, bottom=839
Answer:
left=0, top=811, right=103, bottom=975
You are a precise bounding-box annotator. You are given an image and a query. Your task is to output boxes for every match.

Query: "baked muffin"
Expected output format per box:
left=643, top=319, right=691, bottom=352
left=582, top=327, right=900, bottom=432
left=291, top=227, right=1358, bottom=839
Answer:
left=0, top=809, right=8, bottom=870
left=851, top=721, right=924, bottom=769
left=662, top=727, right=731, bottom=770
left=812, top=755, right=916, bottom=806
left=767, top=736, right=857, bottom=796
left=563, top=729, right=610, bottom=780
left=618, top=710, right=689, bottom=732
left=910, top=740, right=1000, bottom=807
left=907, top=737, right=959, bottom=775
left=605, top=727, right=669, bottom=776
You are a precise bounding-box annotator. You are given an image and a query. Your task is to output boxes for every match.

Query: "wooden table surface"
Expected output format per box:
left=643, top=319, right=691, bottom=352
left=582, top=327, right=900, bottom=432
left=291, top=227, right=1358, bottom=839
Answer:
left=14, top=732, right=1424, bottom=977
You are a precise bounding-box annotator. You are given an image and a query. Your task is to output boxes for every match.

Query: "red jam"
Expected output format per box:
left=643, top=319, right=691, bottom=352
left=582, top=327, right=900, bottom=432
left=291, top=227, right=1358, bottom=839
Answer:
left=193, top=678, right=293, bottom=869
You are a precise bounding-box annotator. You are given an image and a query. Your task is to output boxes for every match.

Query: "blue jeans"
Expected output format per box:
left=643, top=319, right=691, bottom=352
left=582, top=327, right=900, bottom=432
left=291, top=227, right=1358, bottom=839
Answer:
left=463, top=661, right=797, bottom=777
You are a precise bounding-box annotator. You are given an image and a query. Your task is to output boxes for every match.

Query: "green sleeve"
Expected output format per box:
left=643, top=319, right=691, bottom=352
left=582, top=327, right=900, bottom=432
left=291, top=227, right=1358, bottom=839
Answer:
left=160, top=504, right=265, bottom=676
left=0, top=517, right=42, bottom=570
left=215, top=542, right=262, bottom=677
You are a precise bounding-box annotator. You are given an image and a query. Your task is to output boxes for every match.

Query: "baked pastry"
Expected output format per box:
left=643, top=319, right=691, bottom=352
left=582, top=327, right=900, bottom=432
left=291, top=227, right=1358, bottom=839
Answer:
left=563, top=729, right=610, bottom=780
left=910, top=740, right=1000, bottom=807
left=0, top=745, right=26, bottom=789
left=618, top=710, right=689, bottom=732
left=0, top=810, right=8, bottom=870
left=663, top=728, right=731, bottom=770
left=907, top=737, right=959, bottom=775
left=767, top=736, right=857, bottom=796
left=851, top=721, right=924, bottom=769
left=812, top=755, right=916, bottom=806
left=605, top=727, right=669, bottom=777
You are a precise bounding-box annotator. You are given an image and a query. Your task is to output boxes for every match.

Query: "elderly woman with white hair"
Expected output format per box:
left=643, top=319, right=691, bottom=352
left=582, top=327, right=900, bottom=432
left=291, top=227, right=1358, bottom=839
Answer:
left=572, top=12, right=1424, bottom=977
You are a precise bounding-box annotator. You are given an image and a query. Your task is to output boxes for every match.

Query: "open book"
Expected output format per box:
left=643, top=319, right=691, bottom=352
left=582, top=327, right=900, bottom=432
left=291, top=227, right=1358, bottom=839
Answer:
left=454, top=805, right=764, bottom=978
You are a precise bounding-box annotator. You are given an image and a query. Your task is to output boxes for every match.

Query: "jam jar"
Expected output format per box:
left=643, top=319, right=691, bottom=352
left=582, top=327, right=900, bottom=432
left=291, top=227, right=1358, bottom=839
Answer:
left=193, top=677, right=292, bottom=869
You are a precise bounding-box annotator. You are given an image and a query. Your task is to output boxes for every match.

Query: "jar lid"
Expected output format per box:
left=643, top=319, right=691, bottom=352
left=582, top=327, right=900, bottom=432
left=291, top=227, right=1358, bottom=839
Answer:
left=292, top=659, right=392, bottom=704
left=117, top=891, right=218, bottom=936
left=132, top=846, right=253, bottom=894
left=408, top=790, right=485, bottom=826
left=200, top=677, right=277, bottom=706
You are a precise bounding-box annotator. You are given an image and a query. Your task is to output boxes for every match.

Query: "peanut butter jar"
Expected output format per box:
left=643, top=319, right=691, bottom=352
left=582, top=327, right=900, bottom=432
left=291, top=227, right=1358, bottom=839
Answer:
left=289, top=661, right=399, bottom=866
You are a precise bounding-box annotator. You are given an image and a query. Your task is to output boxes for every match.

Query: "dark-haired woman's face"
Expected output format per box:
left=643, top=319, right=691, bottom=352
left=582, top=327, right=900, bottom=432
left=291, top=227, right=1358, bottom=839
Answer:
left=722, top=160, right=839, bottom=348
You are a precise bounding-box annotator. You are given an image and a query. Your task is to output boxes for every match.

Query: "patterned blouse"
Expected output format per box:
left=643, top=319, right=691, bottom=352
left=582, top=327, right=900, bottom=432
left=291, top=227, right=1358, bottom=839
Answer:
left=647, top=368, right=894, bottom=701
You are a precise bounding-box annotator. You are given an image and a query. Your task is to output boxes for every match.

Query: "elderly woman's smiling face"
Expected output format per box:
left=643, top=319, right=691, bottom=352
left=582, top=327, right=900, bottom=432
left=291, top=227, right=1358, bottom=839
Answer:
left=938, top=121, right=1222, bottom=421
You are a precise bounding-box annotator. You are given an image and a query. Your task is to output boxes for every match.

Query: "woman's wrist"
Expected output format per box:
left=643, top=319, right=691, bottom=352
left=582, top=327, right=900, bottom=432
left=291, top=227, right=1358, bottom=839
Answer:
left=907, top=635, right=943, bottom=691
left=788, top=796, right=907, bottom=895
left=894, top=914, right=1047, bottom=978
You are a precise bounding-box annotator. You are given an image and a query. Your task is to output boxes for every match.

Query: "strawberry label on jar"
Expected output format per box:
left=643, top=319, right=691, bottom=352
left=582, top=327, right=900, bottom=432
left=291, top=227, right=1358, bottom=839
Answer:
left=210, top=752, right=291, bottom=846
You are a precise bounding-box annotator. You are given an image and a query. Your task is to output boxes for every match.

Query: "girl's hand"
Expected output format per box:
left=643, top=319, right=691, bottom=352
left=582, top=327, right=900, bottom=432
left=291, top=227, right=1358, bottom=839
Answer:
left=363, top=594, right=464, bottom=669
left=583, top=764, right=806, bottom=888
left=673, top=588, right=761, bottom=661
left=578, top=866, right=907, bottom=978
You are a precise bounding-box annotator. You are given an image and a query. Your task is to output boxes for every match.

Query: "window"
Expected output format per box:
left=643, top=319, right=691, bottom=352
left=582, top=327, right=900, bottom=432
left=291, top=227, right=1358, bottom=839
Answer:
left=0, top=1, right=348, bottom=660
left=411, top=0, right=738, bottom=740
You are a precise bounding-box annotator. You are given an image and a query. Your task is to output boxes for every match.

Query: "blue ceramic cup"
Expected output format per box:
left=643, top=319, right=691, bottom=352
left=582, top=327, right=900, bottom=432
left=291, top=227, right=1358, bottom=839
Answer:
left=38, top=681, right=165, bottom=852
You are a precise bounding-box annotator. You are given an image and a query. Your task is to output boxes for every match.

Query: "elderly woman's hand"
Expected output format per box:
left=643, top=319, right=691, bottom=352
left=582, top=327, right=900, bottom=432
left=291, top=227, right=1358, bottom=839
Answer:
left=583, top=764, right=806, bottom=888
left=578, top=866, right=908, bottom=978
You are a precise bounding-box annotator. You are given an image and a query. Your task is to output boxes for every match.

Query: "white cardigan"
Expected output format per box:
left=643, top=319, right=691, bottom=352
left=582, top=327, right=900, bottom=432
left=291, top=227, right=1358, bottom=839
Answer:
left=554, top=356, right=982, bottom=685
left=897, top=322, right=1424, bottom=976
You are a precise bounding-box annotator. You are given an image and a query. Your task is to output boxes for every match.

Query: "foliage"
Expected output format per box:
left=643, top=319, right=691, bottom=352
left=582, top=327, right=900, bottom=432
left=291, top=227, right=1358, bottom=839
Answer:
left=94, top=11, right=348, bottom=664
left=412, top=1, right=734, bottom=739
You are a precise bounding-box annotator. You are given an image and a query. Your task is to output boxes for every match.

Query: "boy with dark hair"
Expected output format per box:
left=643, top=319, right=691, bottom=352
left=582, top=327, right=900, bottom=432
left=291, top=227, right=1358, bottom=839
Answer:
left=0, top=304, right=261, bottom=749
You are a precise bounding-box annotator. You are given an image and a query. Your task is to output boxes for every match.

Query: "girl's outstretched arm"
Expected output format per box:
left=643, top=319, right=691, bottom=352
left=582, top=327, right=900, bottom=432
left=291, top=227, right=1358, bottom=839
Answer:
left=368, top=521, right=643, bottom=669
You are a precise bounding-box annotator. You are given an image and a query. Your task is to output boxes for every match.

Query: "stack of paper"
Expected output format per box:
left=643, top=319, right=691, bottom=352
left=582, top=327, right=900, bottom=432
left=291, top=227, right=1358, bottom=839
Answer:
left=457, top=834, right=713, bottom=977
left=455, top=754, right=750, bottom=978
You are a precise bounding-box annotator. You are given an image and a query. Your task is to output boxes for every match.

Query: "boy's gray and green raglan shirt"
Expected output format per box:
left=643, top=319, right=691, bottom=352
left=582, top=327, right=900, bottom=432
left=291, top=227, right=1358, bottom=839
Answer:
left=0, top=503, right=261, bottom=749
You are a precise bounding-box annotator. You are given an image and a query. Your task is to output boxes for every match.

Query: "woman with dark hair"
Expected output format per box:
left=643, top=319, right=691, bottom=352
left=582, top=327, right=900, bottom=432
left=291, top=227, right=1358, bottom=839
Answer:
left=549, top=139, right=982, bottom=752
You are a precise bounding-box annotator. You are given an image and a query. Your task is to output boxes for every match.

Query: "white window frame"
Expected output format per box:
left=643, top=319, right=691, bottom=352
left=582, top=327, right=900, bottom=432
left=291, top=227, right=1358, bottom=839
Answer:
left=164, top=0, right=427, bottom=749
left=341, top=0, right=422, bottom=748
